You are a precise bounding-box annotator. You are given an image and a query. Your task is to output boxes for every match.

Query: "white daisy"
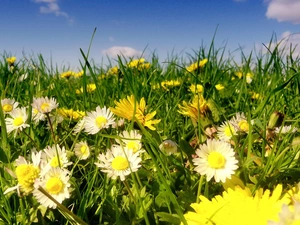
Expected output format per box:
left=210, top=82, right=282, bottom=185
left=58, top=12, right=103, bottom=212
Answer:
left=5, top=107, right=30, bottom=134
left=230, top=112, right=253, bottom=133
left=95, top=144, right=141, bottom=181
left=41, top=145, right=72, bottom=173
left=74, top=141, right=90, bottom=160
left=1, top=98, right=19, bottom=115
left=72, top=119, right=85, bottom=135
left=274, top=125, right=298, bottom=134
left=84, top=106, right=115, bottom=134
left=117, top=130, right=143, bottom=153
left=217, top=121, right=237, bottom=142
left=268, top=201, right=300, bottom=225
left=31, top=97, right=59, bottom=114
left=159, top=140, right=178, bottom=155
left=193, top=139, right=239, bottom=183
left=33, top=167, right=71, bottom=209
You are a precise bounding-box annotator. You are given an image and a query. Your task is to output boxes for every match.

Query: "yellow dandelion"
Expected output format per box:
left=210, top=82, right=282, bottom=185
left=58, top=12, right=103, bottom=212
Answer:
left=60, top=70, right=75, bottom=79
left=189, top=84, right=204, bottom=94
left=186, top=58, right=208, bottom=72
left=110, top=95, right=161, bottom=130
left=235, top=71, right=243, bottom=79
left=6, top=56, right=17, bottom=66
left=57, top=108, right=85, bottom=120
left=215, top=84, right=225, bottom=91
left=107, top=66, right=119, bottom=75
left=161, top=80, right=181, bottom=90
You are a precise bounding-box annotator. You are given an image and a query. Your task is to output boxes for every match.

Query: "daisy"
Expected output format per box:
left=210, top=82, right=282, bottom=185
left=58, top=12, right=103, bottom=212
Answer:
left=31, top=97, right=59, bottom=114
left=74, top=141, right=90, bottom=160
left=41, top=145, right=72, bottom=173
left=72, top=119, right=85, bottom=135
left=230, top=112, right=252, bottom=133
left=5, top=107, right=30, bottom=134
left=268, top=202, right=300, bottom=225
left=95, top=145, right=142, bottom=181
left=217, top=121, right=237, bottom=142
left=33, top=167, right=71, bottom=209
left=84, top=106, right=115, bottom=134
left=274, top=125, right=298, bottom=134
left=1, top=98, right=19, bottom=114
left=193, top=139, right=238, bottom=183
left=4, top=151, right=42, bottom=195
left=117, top=130, right=143, bottom=153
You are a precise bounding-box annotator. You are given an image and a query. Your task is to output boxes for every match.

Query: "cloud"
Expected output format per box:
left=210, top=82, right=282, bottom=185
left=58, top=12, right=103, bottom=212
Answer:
left=102, top=46, right=143, bottom=58
left=266, top=0, right=300, bottom=24
left=33, top=0, right=73, bottom=23
left=258, top=31, right=300, bottom=58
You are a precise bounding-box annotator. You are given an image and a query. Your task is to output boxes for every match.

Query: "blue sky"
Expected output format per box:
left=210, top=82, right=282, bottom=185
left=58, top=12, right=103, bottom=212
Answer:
left=1, top=0, right=300, bottom=70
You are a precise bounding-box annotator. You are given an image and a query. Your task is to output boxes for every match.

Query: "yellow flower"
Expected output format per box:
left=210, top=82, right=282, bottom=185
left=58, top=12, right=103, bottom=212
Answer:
left=182, top=184, right=290, bottom=225
left=127, top=58, right=145, bottom=68
left=235, top=71, right=243, bottom=79
left=161, top=80, right=181, bottom=90
left=189, top=84, right=204, bottom=94
left=57, top=108, right=85, bottom=120
left=110, top=95, right=161, bottom=130
left=186, top=58, right=208, bottom=72
left=74, top=70, right=84, bottom=78
left=107, top=66, right=119, bottom=75
left=60, top=70, right=75, bottom=79
left=251, top=92, right=261, bottom=99
left=76, top=84, right=97, bottom=94
left=215, top=84, right=225, bottom=91
left=6, top=56, right=16, bottom=65
left=178, top=95, right=210, bottom=123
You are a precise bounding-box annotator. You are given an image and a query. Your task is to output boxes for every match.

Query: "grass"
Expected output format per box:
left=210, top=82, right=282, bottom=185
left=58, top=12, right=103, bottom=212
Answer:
left=1, top=36, right=300, bottom=225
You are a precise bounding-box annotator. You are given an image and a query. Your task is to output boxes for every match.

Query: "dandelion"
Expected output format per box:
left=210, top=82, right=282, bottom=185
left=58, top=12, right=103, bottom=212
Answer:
left=107, top=66, right=119, bottom=75
left=117, top=130, right=143, bottom=153
left=235, top=71, right=243, bottom=79
left=84, top=106, right=115, bottom=134
left=189, top=84, right=204, bottom=94
left=33, top=167, right=71, bottom=209
left=160, top=80, right=181, bottom=90
left=182, top=184, right=290, bottom=225
left=217, top=121, right=237, bottom=141
left=60, top=70, right=75, bottom=79
left=127, top=58, right=150, bottom=70
left=193, top=139, right=238, bottom=183
left=1, top=98, right=19, bottom=114
left=76, top=84, right=97, bottom=94
left=159, top=140, right=178, bottom=155
left=73, top=70, right=84, bottom=78
left=57, top=108, right=85, bottom=120
left=74, top=141, right=90, bottom=160
left=6, top=56, right=16, bottom=66
left=215, top=84, right=225, bottom=91
left=32, top=97, right=59, bottom=114
left=110, top=95, right=161, bottom=130
left=186, top=58, right=208, bottom=72
left=95, top=145, right=141, bottom=181
left=5, top=107, right=30, bottom=134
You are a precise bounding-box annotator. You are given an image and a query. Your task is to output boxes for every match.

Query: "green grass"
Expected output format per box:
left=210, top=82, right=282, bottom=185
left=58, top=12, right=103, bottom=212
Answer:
left=1, top=37, right=300, bottom=225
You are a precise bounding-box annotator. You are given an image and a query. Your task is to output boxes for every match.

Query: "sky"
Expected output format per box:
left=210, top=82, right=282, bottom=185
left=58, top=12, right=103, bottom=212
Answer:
left=1, top=0, right=300, bottom=70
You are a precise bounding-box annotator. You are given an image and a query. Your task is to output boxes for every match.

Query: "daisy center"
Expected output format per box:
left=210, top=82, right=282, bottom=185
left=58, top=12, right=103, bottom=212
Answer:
left=13, top=116, right=24, bottom=126
left=224, top=125, right=234, bottom=137
left=111, top=156, right=129, bottom=171
left=41, top=103, right=50, bottom=112
left=238, top=120, right=249, bottom=132
left=3, top=104, right=13, bottom=112
left=45, top=177, right=64, bottom=194
left=50, top=156, right=62, bottom=168
left=15, top=164, right=40, bottom=191
left=208, top=152, right=226, bottom=169
left=127, top=141, right=139, bottom=153
left=80, top=145, right=89, bottom=156
left=95, top=116, right=107, bottom=128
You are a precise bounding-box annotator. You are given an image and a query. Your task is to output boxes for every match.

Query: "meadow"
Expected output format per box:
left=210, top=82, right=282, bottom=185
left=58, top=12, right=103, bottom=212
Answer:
left=1, top=38, right=300, bottom=225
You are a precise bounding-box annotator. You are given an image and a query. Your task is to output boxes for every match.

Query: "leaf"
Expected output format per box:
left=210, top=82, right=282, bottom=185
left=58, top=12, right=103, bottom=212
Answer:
left=155, top=212, right=181, bottom=225
left=0, top=147, right=8, bottom=163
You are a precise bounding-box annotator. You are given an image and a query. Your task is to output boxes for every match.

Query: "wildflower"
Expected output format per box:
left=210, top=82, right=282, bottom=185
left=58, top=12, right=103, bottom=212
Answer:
left=6, top=56, right=16, bottom=66
left=159, top=140, right=178, bottom=155
left=95, top=145, right=142, bottom=181
left=72, top=119, right=85, bottom=135
left=193, top=139, right=238, bottom=183
left=107, top=66, right=119, bottom=75
left=74, top=141, right=90, bottom=160
left=268, top=202, right=300, bottom=225
left=32, top=97, right=59, bottom=114
left=84, top=106, right=115, bottom=134
left=127, top=58, right=150, bottom=70
left=110, top=95, right=161, bottom=130
left=215, top=84, right=225, bottom=91
left=230, top=112, right=251, bottom=133
left=41, top=145, right=72, bottom=172
left=57, top=108, right=85, bottom=120
left=33, top=167, right=71, bottom=209
left=251, top=92, right=261, bottom=100
left=161, top=80, right=181, bottom=90
left=186, top=58, right=208, bottom=72
left=60, top=70, right=75, bottom=79
left=117, top=130, right=143, bottom=153
left=246, top=72, right=253, bottom=84
left=182, top=184, right=290, bottom=225
left=1, top=98, right=19, bottom=114
left=73, top=70, right=84, bottom=78
left=274, top=125, right=298, bottom=134
left=5, top=107, right=30, bottom=134
left=76, top=84, right=97, bottom=94
left=217, top=121, right=237, bottom=141
left=235, top=71, right=243, bottom=79
left=178, top=95, right=210, bottom=123
left=189, top=84, right=204, bottom=94
left=4, top=152, right=42, bottom=195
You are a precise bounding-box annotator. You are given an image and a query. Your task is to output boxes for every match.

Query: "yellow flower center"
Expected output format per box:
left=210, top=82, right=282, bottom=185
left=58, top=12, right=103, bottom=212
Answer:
left=126, top=141, right=139, bottom=153
left=41, top=103, right=50, bottom=112
left=15, top=164, right=40, bottom=193
left=80, top=145, right=89, bottom=156
left=96, top=116, right=107, bottom=128
left=45, top=177, right=64, bottom=194
left=50, top=156, right=61, bottom=168
left=238, top=120, right=249, bottom=132
left=13, top=116, right=24, bottom=126
left=224, top=125, right=234, bottom=137
left=208, top=152, right=226, bottom=169
left=111, top=156, right=129, bottom=171
left=3, top=104, right=13, bottom=112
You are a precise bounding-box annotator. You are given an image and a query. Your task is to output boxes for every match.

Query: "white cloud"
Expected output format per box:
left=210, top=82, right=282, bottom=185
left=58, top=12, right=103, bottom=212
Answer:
left=266, top=0, right=300, bottom=24
left=102, top=46, right=143, bottom=58
left=33, top=0, right=73, bottom=23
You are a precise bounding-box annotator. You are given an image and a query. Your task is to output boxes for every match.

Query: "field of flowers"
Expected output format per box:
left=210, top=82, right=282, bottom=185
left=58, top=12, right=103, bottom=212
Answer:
left=1, top=41, right=300, bottom=225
